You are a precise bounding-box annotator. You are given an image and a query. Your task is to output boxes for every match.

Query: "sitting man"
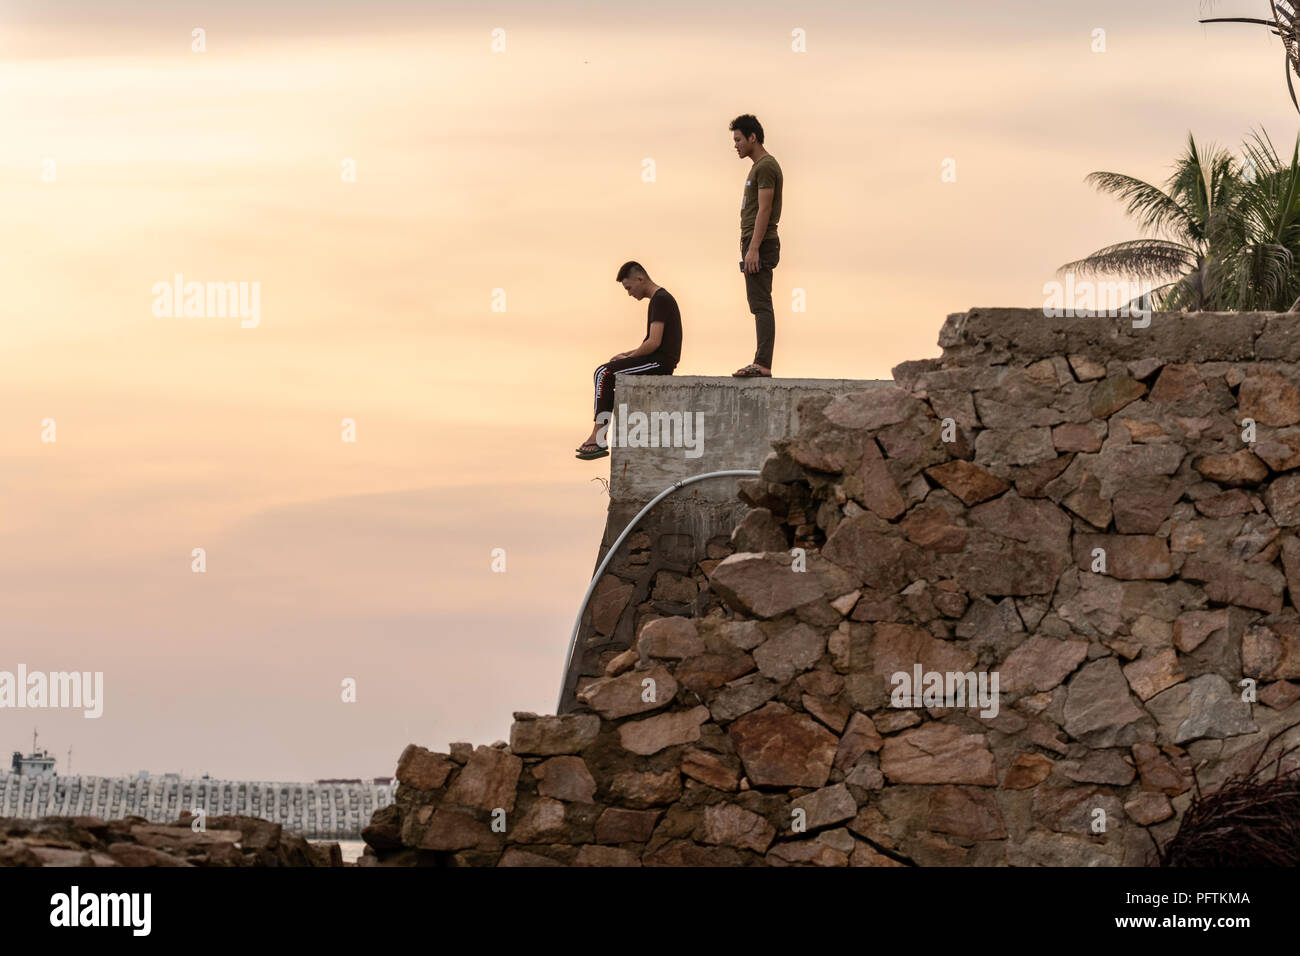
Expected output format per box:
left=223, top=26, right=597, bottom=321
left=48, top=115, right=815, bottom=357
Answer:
left=577, top=261, right=682, bottom=460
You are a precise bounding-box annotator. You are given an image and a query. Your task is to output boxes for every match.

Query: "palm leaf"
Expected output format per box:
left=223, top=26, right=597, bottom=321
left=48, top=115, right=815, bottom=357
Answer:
left=1211, top=130, right=1300, bottom=309
left=1083, top=171, right=1196, bottom=239
left=1058, top=239, right=1198, bottom=280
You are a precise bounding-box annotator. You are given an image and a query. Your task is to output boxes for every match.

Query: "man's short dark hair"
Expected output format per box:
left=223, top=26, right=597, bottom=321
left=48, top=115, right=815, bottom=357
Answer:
left=729, top=114, right=764, bottom=145
left=616, top=261, right=649, bottom=282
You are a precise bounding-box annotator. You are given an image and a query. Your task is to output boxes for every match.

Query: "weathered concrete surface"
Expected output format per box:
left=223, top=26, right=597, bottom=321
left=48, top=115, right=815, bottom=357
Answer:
left=608, top=376, right=885, bottom=504
left=560, top=375, right=888, bottom=713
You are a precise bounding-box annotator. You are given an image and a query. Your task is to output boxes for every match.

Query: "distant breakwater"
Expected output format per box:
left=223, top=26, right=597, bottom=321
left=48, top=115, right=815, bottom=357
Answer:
left=0, top=772, right=395, bottom=840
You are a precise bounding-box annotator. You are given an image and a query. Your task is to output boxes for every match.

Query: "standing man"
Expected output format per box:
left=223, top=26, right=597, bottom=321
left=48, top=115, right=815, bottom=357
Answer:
left=576, top=261, right=682, bottom=460
left=730, top=113, right=782, bottom=378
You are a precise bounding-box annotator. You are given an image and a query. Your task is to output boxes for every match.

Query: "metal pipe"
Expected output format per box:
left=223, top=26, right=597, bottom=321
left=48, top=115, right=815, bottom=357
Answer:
left=556, top=469, right=762, bottom=713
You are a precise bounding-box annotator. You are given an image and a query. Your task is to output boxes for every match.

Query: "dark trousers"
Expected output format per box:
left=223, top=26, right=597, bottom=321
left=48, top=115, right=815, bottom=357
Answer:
left=741, top=234, right=780, bottom=368
left=592, top=354, right=674, bottom=420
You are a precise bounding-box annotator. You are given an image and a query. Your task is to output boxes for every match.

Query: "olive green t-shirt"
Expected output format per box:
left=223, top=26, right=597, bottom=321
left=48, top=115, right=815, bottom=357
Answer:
left=740, top=154, right=782, bottom=241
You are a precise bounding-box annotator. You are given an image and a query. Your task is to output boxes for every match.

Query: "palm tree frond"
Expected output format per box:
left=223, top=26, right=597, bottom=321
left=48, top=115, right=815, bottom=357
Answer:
left=1059, top=239, right=1198, bottom=281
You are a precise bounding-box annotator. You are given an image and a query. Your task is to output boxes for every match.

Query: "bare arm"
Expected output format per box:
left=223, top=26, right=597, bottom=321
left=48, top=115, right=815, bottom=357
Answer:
left=625, top=321, right=664, bottom=358
left=744, top=188, right=775, bottom=272
left=751, top=188, right=774, bottom=243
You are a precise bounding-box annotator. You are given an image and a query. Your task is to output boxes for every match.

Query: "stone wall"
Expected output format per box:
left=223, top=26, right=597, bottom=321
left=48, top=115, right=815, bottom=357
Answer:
left=366, top=308, right=1300, bottom=866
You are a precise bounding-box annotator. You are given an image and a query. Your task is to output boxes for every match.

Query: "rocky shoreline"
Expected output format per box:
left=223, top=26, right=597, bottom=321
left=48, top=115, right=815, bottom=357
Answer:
left=0, top=813, right=344, bottom=867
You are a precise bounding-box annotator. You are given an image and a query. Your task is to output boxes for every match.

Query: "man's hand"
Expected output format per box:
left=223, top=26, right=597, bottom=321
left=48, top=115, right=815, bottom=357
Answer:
left=610, top=351, right=628, bottom=362
left=744, top=245, right=761, bottom=273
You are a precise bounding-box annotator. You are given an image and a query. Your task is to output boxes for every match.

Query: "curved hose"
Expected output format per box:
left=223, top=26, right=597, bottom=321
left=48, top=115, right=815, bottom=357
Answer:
left=556, top=469, right=762, bottom=713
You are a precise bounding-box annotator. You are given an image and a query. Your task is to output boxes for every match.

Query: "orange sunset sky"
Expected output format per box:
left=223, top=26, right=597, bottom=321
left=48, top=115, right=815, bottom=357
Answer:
left=2, top=0, right=1296, bottom=778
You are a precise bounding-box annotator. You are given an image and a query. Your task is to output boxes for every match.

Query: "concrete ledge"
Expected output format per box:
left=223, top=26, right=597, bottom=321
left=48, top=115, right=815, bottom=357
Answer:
left=608, top=375, right=889, bottom=504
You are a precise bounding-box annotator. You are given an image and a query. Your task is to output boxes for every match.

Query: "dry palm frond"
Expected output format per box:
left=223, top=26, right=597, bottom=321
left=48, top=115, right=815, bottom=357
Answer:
left=1202, top=2, right=1300, bottom=112
left=1157, top=721, right=1300, bottom=867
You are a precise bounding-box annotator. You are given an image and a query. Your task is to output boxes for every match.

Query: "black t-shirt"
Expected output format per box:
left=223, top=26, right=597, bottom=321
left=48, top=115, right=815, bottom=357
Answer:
left=647, top=288, right=682, bottom=367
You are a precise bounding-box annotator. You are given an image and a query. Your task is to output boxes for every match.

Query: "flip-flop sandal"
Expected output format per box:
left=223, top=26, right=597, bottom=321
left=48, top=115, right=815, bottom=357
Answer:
left=575, top=443, right=609, bottom=460
left=732, top=364, right=771, bottom=377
